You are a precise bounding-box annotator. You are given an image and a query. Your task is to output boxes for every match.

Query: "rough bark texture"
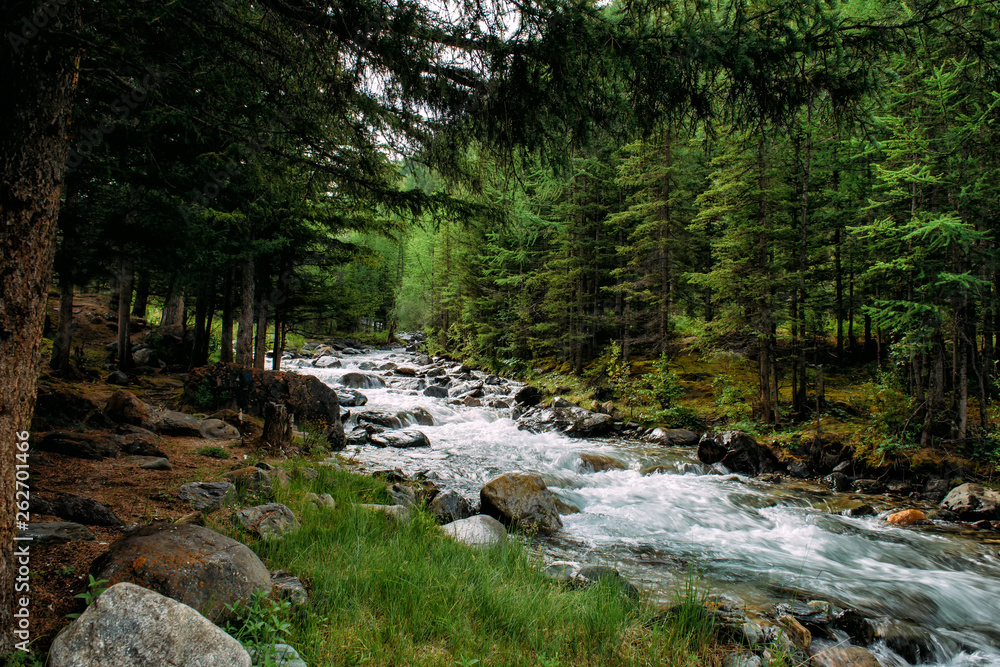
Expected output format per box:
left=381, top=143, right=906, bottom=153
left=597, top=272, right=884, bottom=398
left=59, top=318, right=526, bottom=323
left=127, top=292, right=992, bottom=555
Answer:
left=116, top=256, right=135, bottom=369
left=260, top=402, right=293, bottom=452
left=160, top=288, right=185, bottom=329
left=0, top=3, right=81, bottom=650
left=50, top=274, right=74, bottom=373
left=220, top=268, right=235, bottom=364
left=235, top=256, right=254, bottom=367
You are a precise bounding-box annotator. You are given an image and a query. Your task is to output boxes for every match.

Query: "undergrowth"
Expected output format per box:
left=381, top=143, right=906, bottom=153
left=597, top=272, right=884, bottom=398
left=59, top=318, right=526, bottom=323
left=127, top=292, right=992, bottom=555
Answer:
left=208, top=464, right=718, bottom=666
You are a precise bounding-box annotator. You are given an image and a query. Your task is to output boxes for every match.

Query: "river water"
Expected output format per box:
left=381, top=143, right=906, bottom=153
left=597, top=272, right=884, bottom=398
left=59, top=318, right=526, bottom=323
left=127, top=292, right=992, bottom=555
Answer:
left=289, top=349, right=1000, bottom=667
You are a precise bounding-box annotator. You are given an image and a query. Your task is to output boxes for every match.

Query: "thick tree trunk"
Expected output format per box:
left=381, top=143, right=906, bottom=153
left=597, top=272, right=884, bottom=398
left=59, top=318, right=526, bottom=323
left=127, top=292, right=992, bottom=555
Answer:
left=160, top=287, right=185, bottom=329
left=260, top=402, right=293, bottom=453
left=253, top=270, right=270, bottom=371
left=50, top=273, right=75, bottom=373
left=132, top=271, right=150, bottom=318
left=272, top=315, right=283, bottom=371
left=235, top=256, right=255, bottom=366
left=116, top=256, right=135, bottom=369
left=220, top=268, right=235, bottom=364
left=0, top=4, right=81, bottom=649
left=192, top=283, right=209, bottom=369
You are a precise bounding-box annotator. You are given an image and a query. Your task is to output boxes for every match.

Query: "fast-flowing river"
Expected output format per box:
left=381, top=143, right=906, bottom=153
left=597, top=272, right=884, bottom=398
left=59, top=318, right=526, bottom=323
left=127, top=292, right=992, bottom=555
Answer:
left=289, top=348, right=1000, bottom=667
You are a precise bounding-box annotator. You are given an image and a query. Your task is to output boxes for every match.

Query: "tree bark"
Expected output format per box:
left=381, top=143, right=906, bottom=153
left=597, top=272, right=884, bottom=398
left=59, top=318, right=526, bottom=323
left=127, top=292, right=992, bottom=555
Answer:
left=0, top=3, right=81, bottom=649
left=253, top=271, right=270, bottom=371
left=132, top=271, right=150, bottom=318
left=160, top=287, right=185, bottom=329
left=260, top=402, right=293, bottom=453
left=235, top=255, right=255, bottom=366
left=50, top=273, right=75, bottom=373
left=116, top=256, right=135, bottom=369
left=220, top=268, right=235, bottom=364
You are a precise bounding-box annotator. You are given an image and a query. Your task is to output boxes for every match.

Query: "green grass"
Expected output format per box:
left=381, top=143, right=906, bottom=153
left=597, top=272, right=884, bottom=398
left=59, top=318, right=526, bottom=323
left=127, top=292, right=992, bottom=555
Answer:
left=208, top=464, right=716, bottom=667
left=196, top=445, right=231, bottom=459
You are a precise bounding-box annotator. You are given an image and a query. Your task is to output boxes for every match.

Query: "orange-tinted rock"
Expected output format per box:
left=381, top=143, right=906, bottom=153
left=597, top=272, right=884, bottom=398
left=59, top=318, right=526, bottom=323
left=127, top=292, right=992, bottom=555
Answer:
left=886, top=509, right=928, bottom=526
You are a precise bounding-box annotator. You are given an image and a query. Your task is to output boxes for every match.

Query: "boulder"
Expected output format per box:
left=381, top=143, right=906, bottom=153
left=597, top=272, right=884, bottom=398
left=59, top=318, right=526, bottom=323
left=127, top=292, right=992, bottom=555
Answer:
left=139, top=457, right=172, bottom=470
left=575, top=565, right=640, bottom=599
left=150, top=409, right=204, bottom=437
left=370, top=429, right=431, bottom=448
left=120, top=431, right=167, bottom=458
left=853, top=479, right=886, bottom=495
left=90, top=524, right=271, bottom=622
left=234, top=504, right=300, bottom=540
left=422, top=385, right=449, bottom=398
left=513, top=385, right=543, bottom=406
left=183, top=363, right=345, bottom=450
left=387, top=483, right=417, bottom=508
left=249, top=644, right=307, bottom=667
left=48, top=582, right=251, bottom=667
left=430, top=489, right=471, bottom=524
left=270, top=570, right=308, bottom=606
left=824, top=472, right=851, bottom=492
left=517, top=406, right=614, bottom=438
left=132, top=348, right=160, bottom=367
left=178, top=481, right=236, bottom=512
left=106, top=370, right=132, bottom=386
left=807, top=645, right=881, bottom=667
left=885, top=509, right=928, bottom=526
left=643, top=428, right=700, bottom=447
left=480, top=473, right=563, bottom=535
left=579, top=453, right=626, bottom=472
left=304, top=492, right=336, bottom=510
left=34, top=431, right=122, bottom=460
left=104, top=389, right=152, bottom=427
left=225, top=467, right=274, bottom=496
left=18, top=522, right=95, bottom=544
left=339, top=372, right=386, bottom=389
left=696, top=431, right=782, bottom=476
left=313, top=356, right=342, bottom=368
left=395, top=366, right=418, bottom=376
left=29, top=493, right=123, bottom=527
left=336, top=388, right=368, bottom=407
left=404, top=407, right=435, bottom=426
left=442, top=515, right=507, bottom=547
left=360, top=504, right=412, bottom=521
left=940, top=482, right=1000, bottom=520
left=31, top=385, right=113, bottom=431
left=200, top=418, right=241, bottom=440
left=356, top=410, right=403, bottom=428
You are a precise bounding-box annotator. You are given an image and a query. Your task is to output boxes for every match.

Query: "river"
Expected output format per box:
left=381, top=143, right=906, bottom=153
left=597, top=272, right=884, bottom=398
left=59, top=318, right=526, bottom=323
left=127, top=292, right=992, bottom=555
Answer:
left=289, top=348, right=1000, bottom=667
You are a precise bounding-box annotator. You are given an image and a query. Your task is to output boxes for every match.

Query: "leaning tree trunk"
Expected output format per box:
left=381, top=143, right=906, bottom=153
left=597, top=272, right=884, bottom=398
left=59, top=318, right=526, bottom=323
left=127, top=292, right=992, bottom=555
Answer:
left=235, top=255, right=255, bottom=367
left=116, top=255, right=135, bottom=369
left=0, top=3, right=81, bottom=650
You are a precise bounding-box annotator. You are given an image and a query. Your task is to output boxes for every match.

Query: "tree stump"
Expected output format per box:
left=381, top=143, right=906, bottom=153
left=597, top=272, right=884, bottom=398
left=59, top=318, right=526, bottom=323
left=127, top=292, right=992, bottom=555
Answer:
left=260, top=402, right=293, bottom=453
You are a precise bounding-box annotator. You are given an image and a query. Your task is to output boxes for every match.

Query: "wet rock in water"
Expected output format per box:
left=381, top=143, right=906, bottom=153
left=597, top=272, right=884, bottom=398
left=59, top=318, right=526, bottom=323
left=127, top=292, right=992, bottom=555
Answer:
left=774, top=614, right=812, bottom=650
left=834, top=609, right=876, bottom=645
left=178, top=481, right=236, bottom=512
left=234, top=503, right=300, bottom=540
left=641, top=465, right=672, bottom=475
left=873, top=619, right=942, bottom=665
left=29, top=493, right=123, bottom=527
left=200, top=418, right=240, bottom=440
left=921, top=478, right=951, bottom=502
left=542, top=561, right=578, bottom=584
left=808, top=644, right=881, bottom=667
left=90, top=524, right=271, bottom=622
left=388, top=483, right=417, bottom=508
left=480, top=473, right=563, bottom=535
left=553, top=497, right=581, bottom=514
left=423, top=385, right=449, bottom=398
left=844, top=503, right=876, bottom=518
left=885, top=509, right=928, bottom=526
left=403, top=407, right=435, bottom=426
left=339, top=372, right=386, bottom=389
left=463, top=396, right=483, bottom=407
left=442, top=515, right=507, bottom=547
left=370, top=429, right=431, bottom=448
left=514, top=385, right=543, bottom=406
left=346, top=427, right=370, bottom=446
left=696, top=431, right=783, bottom=476
left=371, top=468, right=409, bottom=483
left=336, top=388, right=368, bottom=407
left=643, top=428, right=700, bottom=447
left=940, top=482, right=1000, bottom=521
left=357, top=361, right=376, bottom=370
left=565, top=412, right=614, bottom=437
left=776, top=600, right=832, bottom=626
left=430, top=490, right=471, bottom=523
left=786, top=461, right=812, bottom=478
left=824, top=472, right=851, bottom=492
left=356, top=410, right=403, bottom=428
left=18, top=522, right=96, bottom=544
left=579, top=453, right=626, bottom=472
left=313, top=355, right=342, bottom=368
left=270, top=571, right=308, bottom=606
left=517, top=406, right=614, bottom=438
left=551, top=396, right=575, bottom=408
left=34, top=431, right=122, bottom=460
left=395, top=366, right=418, bottom=377
left=574, top=565, right=640, bottom=599
left=48, top=582, right=251, bottom=667
left=852, top=479, right=886, bottom=495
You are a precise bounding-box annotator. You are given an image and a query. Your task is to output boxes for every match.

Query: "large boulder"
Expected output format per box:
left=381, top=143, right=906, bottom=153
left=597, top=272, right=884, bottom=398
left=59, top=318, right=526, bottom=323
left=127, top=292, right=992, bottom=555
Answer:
left=32, top=385, right=113, bottom=431
left=234, top=503, right=300, bottom=540
left=149, top=409, right=204, bottom=437
left=339, top=372, right=386, bottom=389
left=184, top=363, right=345, bottom=450
left=696, top=431, right=783, bottom=476
left=514, top=385, right=543, bottom=406
left=178, top=481, right=236, bottom=512
left=940, top=483, right=1000, bottom=521
left=517, top=406, right=614, bottom=438
left=480, top=473, right=563, bottom=535
left=442, top=515, right=508, bottom=547
left=643, top=428, right=700, bottom=447
left=18, top=522, right=95, bottom=545
left=579, top=453, right=625, bottom=472
left=30, top=493, right=123, bottom=527
left=336, top=388, right=368, bottom=407
left=370, top=429, right=431, bottom=448
left=34, top=431, right=122, bottom=460
left=430, top=490, right=471, bottom=524
left=89, top=524, right=271, bottom=621
left=104, top=389, right=152, bottom=427
left=48, top=582, right=251, bottom=667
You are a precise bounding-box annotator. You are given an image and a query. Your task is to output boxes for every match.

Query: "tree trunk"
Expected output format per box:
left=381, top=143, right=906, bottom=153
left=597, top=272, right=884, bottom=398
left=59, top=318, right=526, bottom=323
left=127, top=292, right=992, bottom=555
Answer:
left=260, top=402, right=293, bottom=453
left=132, top=271, right=150, bottom=318
left=272, top=315, right=283, bottom=371
left=253, top=272, right=270, bottom=371
left=50, top=273, right=75, bottom=373
left=116, top=256, right=135, bottom=369
left=220, top=268, right=235, bottom=364
left=0, top=4, right=81, bottom=649
left=160, top=287, right=185, bottom=329
left=235, top=255, right=255, bottom=366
